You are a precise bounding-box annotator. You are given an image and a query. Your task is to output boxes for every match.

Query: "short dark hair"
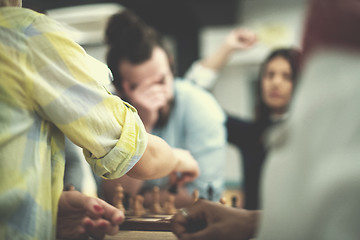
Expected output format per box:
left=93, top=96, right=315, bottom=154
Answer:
left=105, top=9, right=173, bottom=93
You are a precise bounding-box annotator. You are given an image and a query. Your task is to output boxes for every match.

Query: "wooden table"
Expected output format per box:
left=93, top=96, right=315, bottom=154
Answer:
left=104, top=231, right=177, bottom=240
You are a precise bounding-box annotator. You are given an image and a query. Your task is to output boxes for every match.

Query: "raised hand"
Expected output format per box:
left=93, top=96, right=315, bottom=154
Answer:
left=199, top=28, right=257, bottom=73
left=224, top=28, right=257, bottom=51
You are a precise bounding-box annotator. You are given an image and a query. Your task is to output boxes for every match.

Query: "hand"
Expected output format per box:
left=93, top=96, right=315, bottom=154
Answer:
left=224, top=28, right=257, bottom=52
left=199, top=28, right=257, bottom=72
left=57, top=190, right=124, bottom=240
left=123, top=78, right=167, bottom=131
left=172, top=199, right=259, bottom=240
left=172, top=148, right=200, bottom=184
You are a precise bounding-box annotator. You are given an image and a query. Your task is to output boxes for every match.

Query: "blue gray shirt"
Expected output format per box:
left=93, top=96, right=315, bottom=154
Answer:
left=146, top=79, right=227, bottom=201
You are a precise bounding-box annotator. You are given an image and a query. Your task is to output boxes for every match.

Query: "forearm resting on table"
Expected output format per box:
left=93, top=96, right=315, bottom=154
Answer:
left=126, top=134, right=179, bottom=180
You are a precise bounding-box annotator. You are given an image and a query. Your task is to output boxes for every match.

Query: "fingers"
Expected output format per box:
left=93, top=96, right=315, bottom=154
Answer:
left=79, top=194, right=124, bottom=237
left=177, top=173, right=198, bottom=185
left=83, top=214, right=121, bottom=239
left=83, top=217, right=107, bottom=240
left=58, top=191, right=122, bottom=239
left=173, top=200, right=234, bottom=240
left=128, top=83, right=167, bottom=112
left=173, top=149, right=200, bottom=178
left=89, top=198, right=124, bottom=237
left=236, top=29, right=257, bottom=47
left=59, top=190, right=102, bottom=218
left=178, top=167, right=199, bottom=181
left=59, top=190, right=84, bottom=208
left=227, top=28, right=257, bottom=50
left=171, top=208, right=191, bottom=237
left=124, top=77, right=166, bottom=101
left=172, top=201, right=212, bottom=240
left=96, top=198, right=125, bottom=225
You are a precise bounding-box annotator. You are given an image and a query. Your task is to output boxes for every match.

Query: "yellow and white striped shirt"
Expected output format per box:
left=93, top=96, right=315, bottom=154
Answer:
left=0, top=7, right=147, bottom=239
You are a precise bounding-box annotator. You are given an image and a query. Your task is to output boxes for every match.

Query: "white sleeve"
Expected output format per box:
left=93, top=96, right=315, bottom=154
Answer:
left=184, top=61, right=218, bottom=90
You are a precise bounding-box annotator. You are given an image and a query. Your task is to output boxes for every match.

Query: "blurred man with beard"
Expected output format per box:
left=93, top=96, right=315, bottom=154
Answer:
left=102, top=9, right=226, bottom=207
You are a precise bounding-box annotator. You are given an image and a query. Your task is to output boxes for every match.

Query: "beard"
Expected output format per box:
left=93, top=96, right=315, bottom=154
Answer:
left=155, top=98, right=174, bottom=128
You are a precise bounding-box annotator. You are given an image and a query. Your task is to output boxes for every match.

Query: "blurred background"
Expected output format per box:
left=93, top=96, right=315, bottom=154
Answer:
left=23, top=0, right=308, bottom=190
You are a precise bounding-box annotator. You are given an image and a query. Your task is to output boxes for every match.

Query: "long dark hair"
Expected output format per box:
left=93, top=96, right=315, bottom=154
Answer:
left=254, top=48, right=301, bottom=127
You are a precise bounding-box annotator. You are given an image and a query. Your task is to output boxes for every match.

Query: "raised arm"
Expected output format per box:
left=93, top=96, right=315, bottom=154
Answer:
left=185, top=28, right=257, bottom=89
left=200, top=28, right=257, bottom=71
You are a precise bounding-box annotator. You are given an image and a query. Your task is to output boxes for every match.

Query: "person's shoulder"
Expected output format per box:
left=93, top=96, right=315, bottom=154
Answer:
left=174, top=78, right=225, bottom=122
left=0, top=7, right=41, bottom=26
left=174, top=79, right=215, bottom=101
left=174, top=78, right=198, bottom=90
left=17, top=8, right=69, bottom=35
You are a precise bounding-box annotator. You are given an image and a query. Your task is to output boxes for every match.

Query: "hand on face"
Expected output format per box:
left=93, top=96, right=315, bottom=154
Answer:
left=172, top=199, right=258, bottom=240
left=123, top=78, right=167, bottom=131
left=57, top=190, right=124, bottom=240
left=225, top=28, right=257, bottom=51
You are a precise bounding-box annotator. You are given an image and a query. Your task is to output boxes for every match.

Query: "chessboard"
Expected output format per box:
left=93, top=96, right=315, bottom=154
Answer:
left=121, top=213, right=174, bottom=231
left=113, top=185, right=181, bottom=231
left=112, top=184, right=239, bottom=232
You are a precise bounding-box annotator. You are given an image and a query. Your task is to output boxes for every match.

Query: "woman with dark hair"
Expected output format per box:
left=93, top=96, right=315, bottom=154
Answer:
left=226, top=48, right=301, bottom=210
left=186, top=27, right=301, bottom=209
left=173, top=0, right=360, bottom=238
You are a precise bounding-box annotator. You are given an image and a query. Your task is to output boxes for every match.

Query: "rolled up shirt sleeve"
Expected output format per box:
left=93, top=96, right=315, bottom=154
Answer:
left=83, top=101, right=148, bottom=179
left=27, top=13, right=148, bottom=179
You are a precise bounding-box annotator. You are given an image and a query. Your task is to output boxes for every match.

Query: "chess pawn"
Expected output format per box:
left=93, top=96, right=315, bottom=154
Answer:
left=113, top=184, right=125, bottom=214
left=192, top=189, right=199, bottom=203
left=133, top=195, right=146, bottom=216
left=150, top=186, right=163, bottom=214
left=128, top=196, right=135, bottom=214
left=163, top=194, right=177, bottom=215
left=231, top=195, right=240, bottom=208
left=206, top=184, right=214, bottom=201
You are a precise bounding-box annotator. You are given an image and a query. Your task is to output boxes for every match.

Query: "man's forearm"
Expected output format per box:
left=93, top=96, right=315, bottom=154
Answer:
left=127, top=133, right=178, bottom=180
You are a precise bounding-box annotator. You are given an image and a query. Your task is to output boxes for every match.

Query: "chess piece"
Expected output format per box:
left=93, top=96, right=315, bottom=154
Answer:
left=192, top=189, right=199, bottom=203
left=132, top=195, right=146, bottom=216
left=207, top=183, right=214, bottom=201
left=219, top=196, right=227, bottom=205
left=168, top=183, right=178, bottom=194
left=163, top=194, right=177, bottom=215
left=231, top=195, right=240, bottom=208
left=113, top=184, right=125, bottom=214
left=128, top=195, right=135, bottom=214
left=168, top=173, right=178, bottom=194
left=150, top=186, right=163, bottom=214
